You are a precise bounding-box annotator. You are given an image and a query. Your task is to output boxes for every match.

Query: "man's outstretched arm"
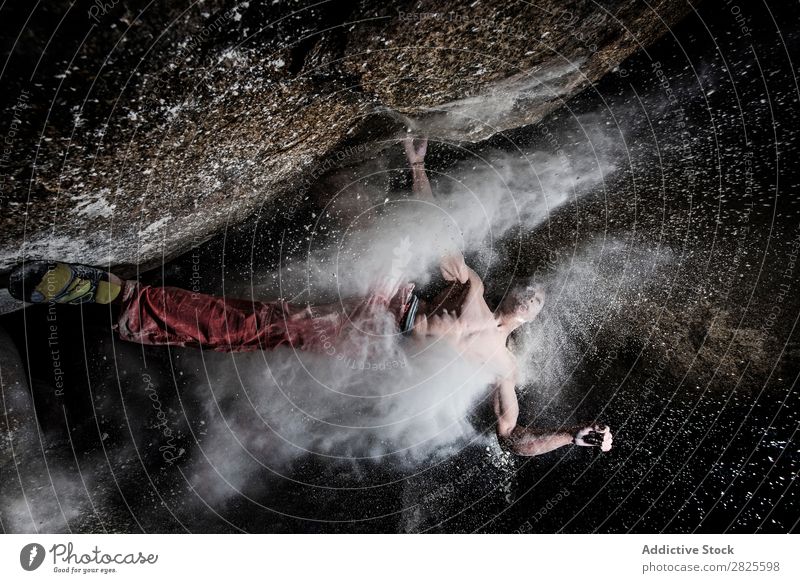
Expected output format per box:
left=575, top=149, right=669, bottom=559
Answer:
left=493, top=378, right=613, bottom=456
left=405, top=136, right=472, bottom=284
left=405, top=136, right=433, bottom=201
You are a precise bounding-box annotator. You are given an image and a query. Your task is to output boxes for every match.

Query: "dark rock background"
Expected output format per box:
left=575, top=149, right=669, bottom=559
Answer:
left=1, top=0, right=798, bottom=533
left=0, top=0, right=689, bottom=287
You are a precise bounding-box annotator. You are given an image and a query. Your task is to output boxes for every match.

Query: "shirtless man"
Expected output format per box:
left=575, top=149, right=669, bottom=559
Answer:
left=6, top=138, right=612, bottom=457
left=402, top=137, right=612, bottom=457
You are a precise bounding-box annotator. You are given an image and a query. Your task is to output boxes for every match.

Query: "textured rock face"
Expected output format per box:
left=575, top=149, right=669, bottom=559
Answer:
left=345, top=0, right=690, bottom=140
left=0, top=0, right=690, bottom=294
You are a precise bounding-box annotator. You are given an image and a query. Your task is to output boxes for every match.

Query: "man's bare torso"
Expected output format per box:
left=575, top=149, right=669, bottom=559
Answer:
left=410, top=278, right=517, bottom=382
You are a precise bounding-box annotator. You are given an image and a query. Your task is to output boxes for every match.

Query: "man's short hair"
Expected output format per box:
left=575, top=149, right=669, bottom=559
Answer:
left=499, top=283, right=540, bottom=315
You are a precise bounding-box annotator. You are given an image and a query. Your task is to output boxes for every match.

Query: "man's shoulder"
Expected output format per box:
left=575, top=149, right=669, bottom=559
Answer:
left=465, top=266, right=485, bottom=292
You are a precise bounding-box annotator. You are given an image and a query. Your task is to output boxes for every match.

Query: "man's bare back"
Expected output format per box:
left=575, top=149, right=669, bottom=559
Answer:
left=403, top=137, right=613, bottom=456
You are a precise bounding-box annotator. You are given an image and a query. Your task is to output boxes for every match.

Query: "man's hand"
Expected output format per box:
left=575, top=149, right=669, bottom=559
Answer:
left=404, top=136, right=428, bottom=166
left=440, top=253, right=469, bottom=284
left=573, top=424, right=613, bottom=452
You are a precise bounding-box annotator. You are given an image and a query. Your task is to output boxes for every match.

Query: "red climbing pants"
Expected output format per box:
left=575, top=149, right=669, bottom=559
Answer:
left=115, top=280, right=415, bottom=353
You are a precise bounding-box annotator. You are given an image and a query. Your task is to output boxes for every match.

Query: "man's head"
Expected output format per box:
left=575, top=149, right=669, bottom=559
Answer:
left=498, top=284, right=545, bottom=328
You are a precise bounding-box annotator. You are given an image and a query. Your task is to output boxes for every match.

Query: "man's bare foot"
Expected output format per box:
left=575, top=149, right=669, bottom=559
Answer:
left=573, top=424, right=613, bottom=452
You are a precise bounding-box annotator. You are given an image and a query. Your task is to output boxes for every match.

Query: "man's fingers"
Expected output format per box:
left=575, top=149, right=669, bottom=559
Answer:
left=575, top=424, right=613, bottom=449
left=404, top=136, right=428, bottom=161
left=457, top=262, right=469, bottom=283
left=601, top=430, right=613, bottom=452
